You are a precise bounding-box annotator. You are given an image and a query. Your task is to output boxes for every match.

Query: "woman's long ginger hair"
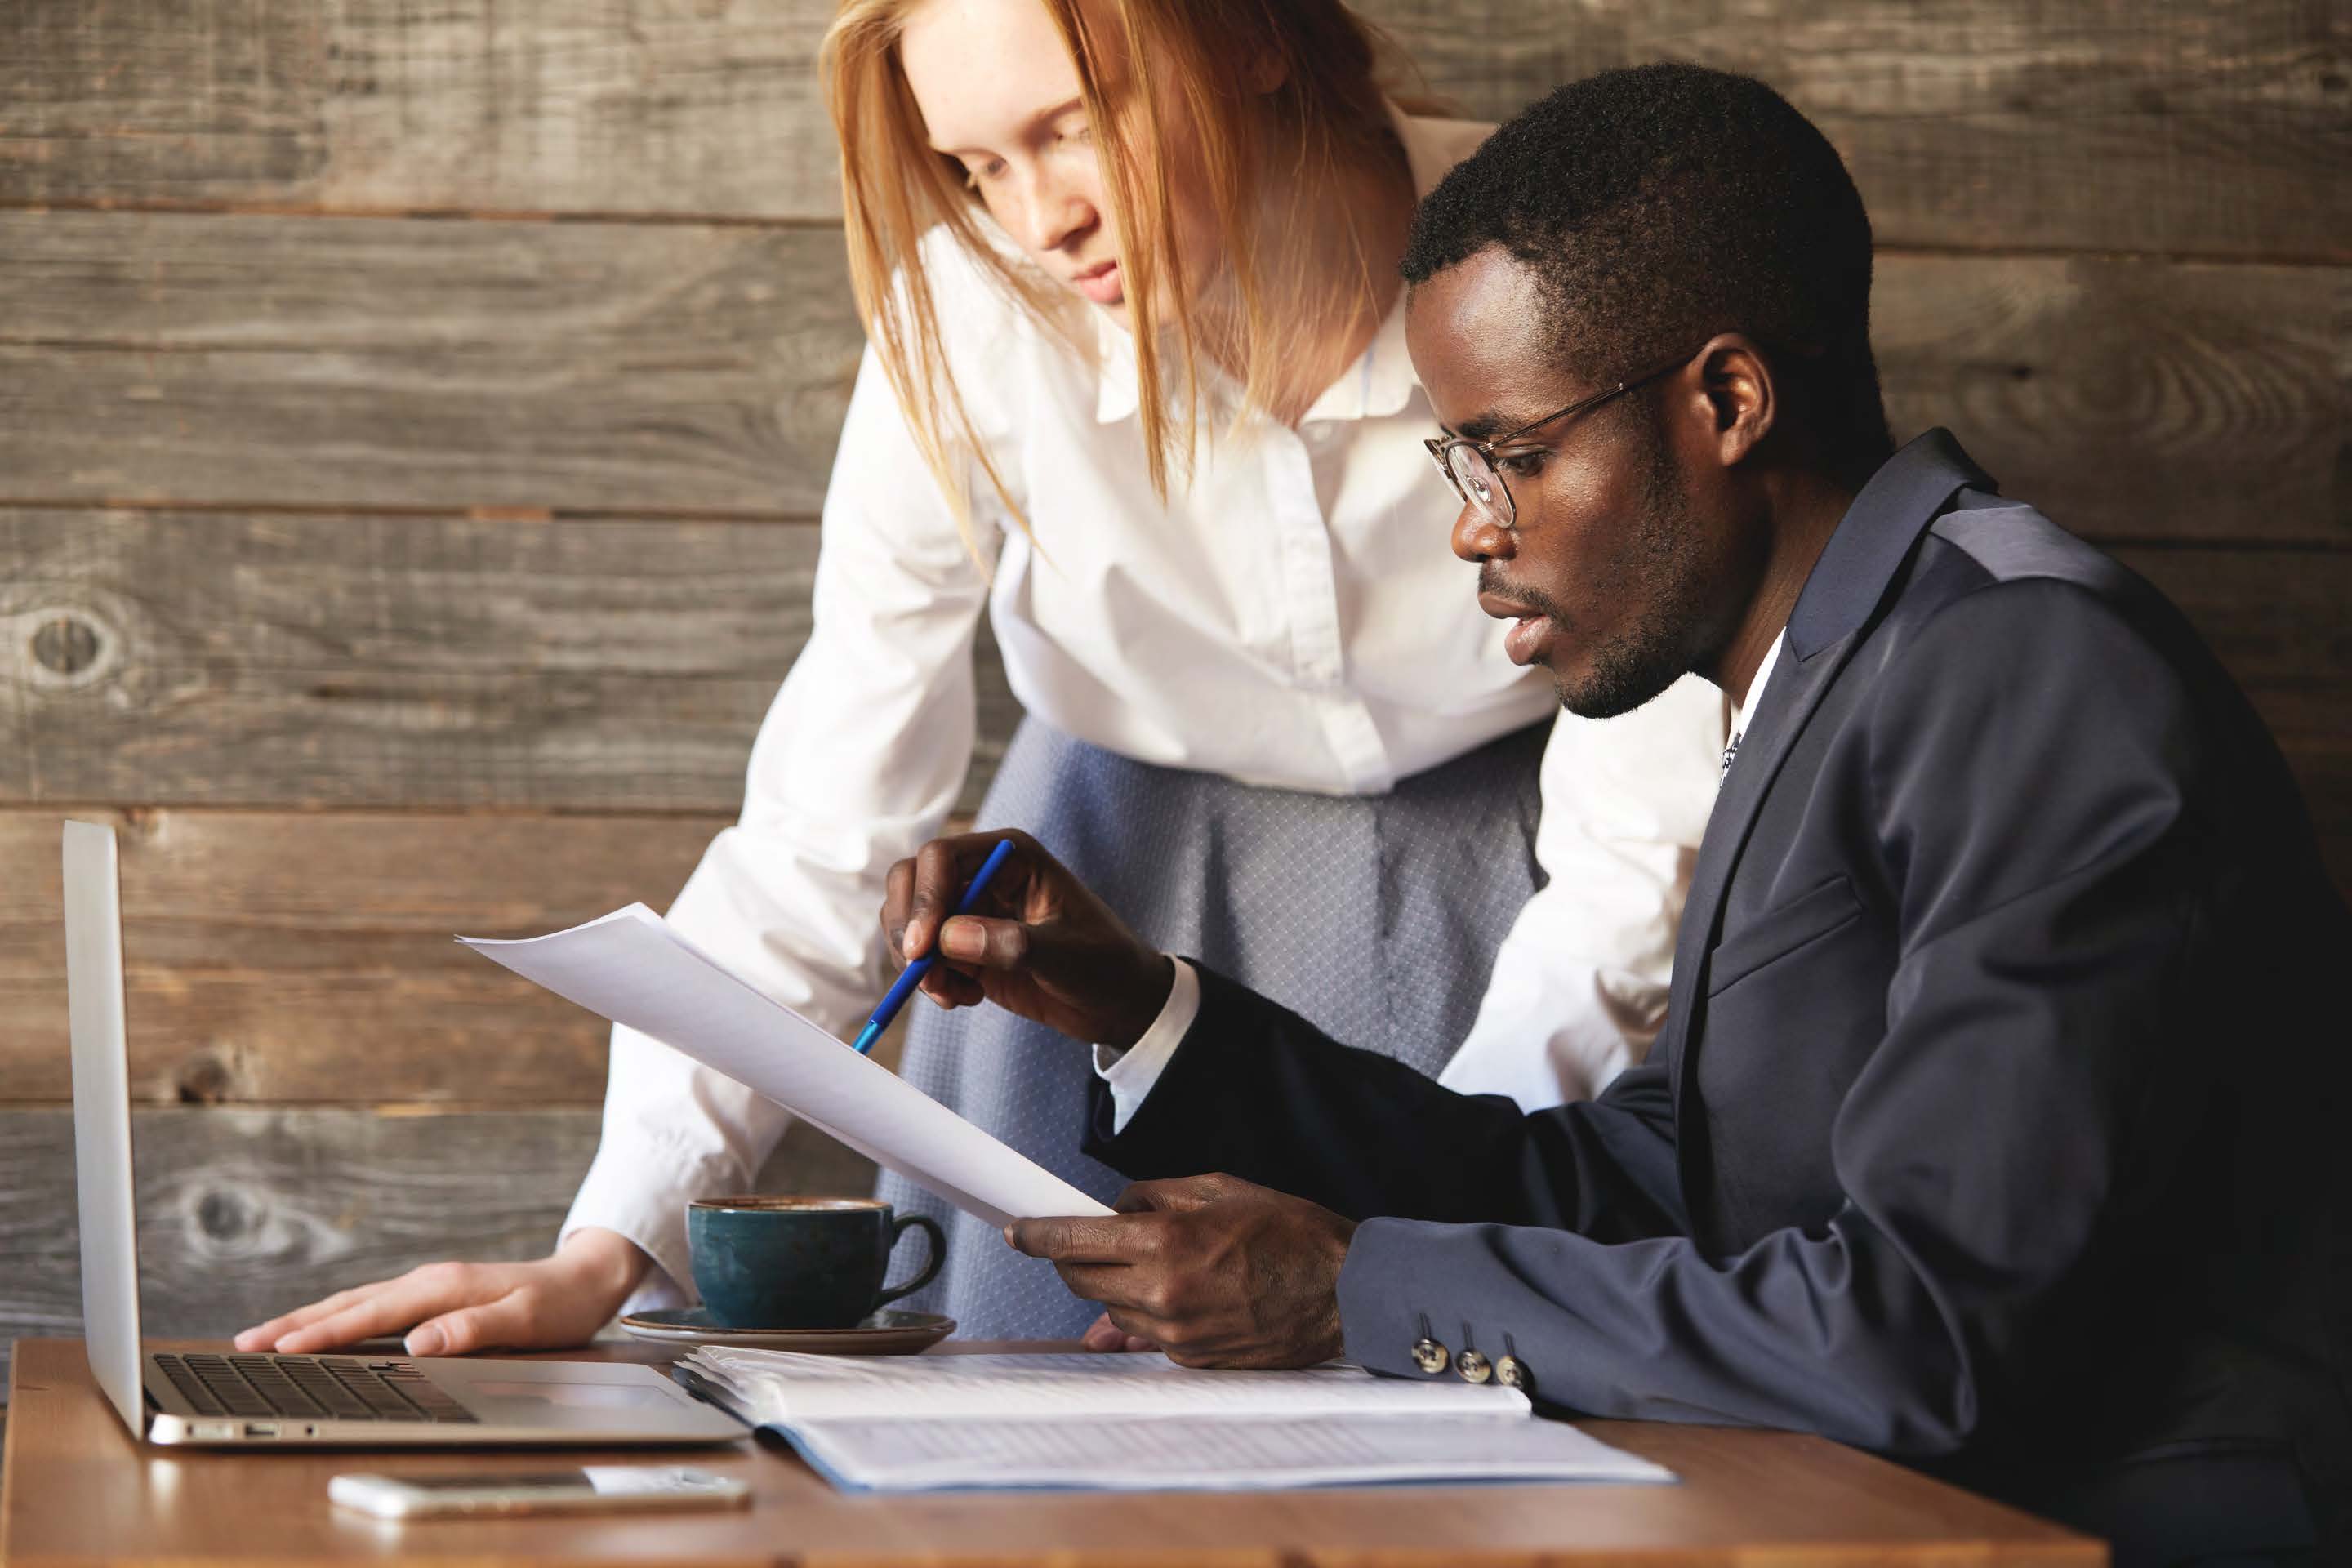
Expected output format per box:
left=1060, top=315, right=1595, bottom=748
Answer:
left=821, top=0, right=1423, bottom=558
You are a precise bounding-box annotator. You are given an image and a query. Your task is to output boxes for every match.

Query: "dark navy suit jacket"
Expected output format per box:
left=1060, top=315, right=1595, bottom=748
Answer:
left=1089, top=432, right=2351, bottom=1557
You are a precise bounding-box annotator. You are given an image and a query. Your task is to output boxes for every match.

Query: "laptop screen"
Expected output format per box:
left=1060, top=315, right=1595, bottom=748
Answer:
left=64, top=820, right=147, bottom=1435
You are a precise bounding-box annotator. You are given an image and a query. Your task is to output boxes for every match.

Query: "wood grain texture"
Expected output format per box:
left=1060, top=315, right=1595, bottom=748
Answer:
left=0, top=808, right=719, bottom=1105
left=0, top=1107, right=880, bottom=1395
left=0, top=804, right=955, bottom=1105
left=0, top=0, right=845, bottom=223
left=2, top=1338, right=2106, bottom=1566
left=1373, top=0, right=2352, bottom=264
left=0, top=507, right=1017, bottom=810
left=0, top=212, right=865, bottom=516
left=3, top=0, right=2344, bottom=262
left=3, top=212, right=2344, bottom=543
left=1875, top=256, right=2348, bottom=548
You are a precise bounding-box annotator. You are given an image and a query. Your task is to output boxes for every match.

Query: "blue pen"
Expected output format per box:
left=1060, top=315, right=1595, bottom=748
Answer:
left=852, top=838, right=1019, bottom=1055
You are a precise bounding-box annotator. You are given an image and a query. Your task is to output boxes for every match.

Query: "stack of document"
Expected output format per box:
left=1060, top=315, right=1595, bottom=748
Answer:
left=672, top=1348, right=1676, bottom=1493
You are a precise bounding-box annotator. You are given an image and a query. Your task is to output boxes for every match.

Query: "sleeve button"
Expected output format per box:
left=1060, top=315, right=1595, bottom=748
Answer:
left=1410, top=1338, right=1449, bottom=1375
left=1496, top=1355, right=1531, bottom=1392
left=1454, top=1348, right=1491, bottom=1383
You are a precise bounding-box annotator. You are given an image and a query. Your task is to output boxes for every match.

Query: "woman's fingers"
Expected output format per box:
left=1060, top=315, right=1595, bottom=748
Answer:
left=407, top=1286, right=539, bottom=1357
left=268, top=1265, right=482, bottom=1355
left=234, top=1280, right=394, bottom=1352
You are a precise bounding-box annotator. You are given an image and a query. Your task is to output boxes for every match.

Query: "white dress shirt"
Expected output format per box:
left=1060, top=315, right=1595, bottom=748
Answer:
left=1098, top=636, right=1788, bottom=1133
left=564, top=114, right=1729, bottom=1311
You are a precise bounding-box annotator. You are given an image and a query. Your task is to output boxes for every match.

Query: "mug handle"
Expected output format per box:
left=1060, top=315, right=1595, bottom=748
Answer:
left=875, top=1214, right=946, bottom=1307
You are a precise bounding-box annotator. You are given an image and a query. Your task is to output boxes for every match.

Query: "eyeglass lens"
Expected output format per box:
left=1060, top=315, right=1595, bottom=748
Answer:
left=1446, top=444, right=1511, bottom=528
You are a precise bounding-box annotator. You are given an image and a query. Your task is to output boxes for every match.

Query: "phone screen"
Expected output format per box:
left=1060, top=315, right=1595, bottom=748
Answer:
left=331, top=1466, right=746, bottom=1517
left=391, top=1468, right=723, bottom=1495
left=393, top=1471, right=597, bottom=1493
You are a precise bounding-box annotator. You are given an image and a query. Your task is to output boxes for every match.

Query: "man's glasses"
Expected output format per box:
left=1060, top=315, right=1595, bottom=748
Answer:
left=1423, top=351, right=1698, bottom=531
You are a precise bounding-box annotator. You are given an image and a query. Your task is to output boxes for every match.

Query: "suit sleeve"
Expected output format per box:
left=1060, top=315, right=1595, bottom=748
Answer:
left=1348, top=581, right=2234, bottom=1454
left=1088, top=963, right=1690, bottom=1245
left=1115, top=579, right=2228, bottom=1458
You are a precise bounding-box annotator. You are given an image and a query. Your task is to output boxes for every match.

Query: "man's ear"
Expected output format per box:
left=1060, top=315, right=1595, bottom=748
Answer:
left=1695, top=334, right=1776, bottom=468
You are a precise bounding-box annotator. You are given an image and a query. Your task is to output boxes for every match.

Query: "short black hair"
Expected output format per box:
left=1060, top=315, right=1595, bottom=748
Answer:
left=1402, top=62, right=1891, bottom=463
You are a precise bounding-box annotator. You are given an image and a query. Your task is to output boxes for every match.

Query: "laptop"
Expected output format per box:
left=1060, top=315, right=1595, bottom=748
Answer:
left=63, top=819, right=746, bottom=1447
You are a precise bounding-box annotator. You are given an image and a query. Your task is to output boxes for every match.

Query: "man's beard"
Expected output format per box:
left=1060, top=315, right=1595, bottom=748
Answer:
left=1554, top=428, right=1713, bottom=719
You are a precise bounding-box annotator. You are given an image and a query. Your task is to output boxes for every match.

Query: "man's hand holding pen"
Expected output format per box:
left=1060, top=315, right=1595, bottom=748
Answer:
left=882, top=830, right=1174, bottom=1051
left=880, top=832, right=1356, bottom=1369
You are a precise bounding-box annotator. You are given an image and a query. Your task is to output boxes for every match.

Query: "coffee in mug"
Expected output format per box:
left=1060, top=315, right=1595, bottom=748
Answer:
left=686, top=1196, right=945, bottom=1330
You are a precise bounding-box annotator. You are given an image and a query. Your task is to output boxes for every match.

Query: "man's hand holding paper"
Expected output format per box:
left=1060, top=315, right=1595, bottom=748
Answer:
left=1006, top=1176, right=1356, bottom=1370
left=884, top=835, right=1358, bottom=1370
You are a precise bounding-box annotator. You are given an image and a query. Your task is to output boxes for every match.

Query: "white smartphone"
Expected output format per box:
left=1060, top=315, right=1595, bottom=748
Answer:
left=328, top=1465, right=751, bottom=1519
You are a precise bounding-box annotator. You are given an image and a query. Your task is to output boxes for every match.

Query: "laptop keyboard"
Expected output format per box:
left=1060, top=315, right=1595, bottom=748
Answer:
left=153, top=1352, right=479, bottom=1423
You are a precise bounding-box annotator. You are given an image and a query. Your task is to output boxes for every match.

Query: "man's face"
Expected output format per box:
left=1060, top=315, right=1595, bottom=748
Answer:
left=1406, top=247, right=1745, bottom=719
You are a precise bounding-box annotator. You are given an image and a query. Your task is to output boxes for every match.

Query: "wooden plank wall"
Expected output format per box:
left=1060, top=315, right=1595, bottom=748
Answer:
left=1, top=1, right=2345, bottom=1390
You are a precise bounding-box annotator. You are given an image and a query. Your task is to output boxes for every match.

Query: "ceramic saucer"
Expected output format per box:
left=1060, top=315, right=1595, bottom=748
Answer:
left=619, top=1306, right=955, bottom=1355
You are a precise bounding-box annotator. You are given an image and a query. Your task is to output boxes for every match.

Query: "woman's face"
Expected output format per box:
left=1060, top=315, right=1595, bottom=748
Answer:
left=898, top=0, right=1214, bottom=330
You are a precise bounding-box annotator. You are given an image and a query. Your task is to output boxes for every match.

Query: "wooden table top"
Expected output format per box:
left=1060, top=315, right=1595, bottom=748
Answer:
left=3, top=1338, right=2102, bottom=1566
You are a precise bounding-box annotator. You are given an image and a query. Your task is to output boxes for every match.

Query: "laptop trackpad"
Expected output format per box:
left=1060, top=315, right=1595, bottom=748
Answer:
left=468, top=1380, right=675, bottom=1411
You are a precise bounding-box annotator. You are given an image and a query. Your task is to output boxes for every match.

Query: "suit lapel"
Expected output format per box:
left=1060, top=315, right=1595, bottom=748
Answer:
left=1660, top=628, right=1860, bottom=1111
left=1658, top=430, right=1997, bottom=1117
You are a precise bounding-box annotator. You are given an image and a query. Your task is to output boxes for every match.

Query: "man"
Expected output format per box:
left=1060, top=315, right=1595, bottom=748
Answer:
left=881, top=65, right=2349, bottom=1564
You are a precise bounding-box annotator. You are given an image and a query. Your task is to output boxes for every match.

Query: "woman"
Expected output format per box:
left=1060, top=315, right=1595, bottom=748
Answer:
left=239, top=0, right=1725, bottom=1356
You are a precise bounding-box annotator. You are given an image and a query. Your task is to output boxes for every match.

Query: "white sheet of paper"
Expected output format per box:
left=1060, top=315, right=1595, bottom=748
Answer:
left=685, top=1348, right=1532, bottom=1424
left=458, top=904, right=1111, bottom=1227
left=786, top=1414, right=1675, bottom=1492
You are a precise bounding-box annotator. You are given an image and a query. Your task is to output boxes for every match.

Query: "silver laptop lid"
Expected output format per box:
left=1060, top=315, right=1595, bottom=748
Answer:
left=65, top=820, right=145, bottom=1435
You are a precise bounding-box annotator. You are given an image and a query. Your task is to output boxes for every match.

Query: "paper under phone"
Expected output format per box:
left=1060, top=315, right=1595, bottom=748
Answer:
left=459, top=905, right=1111, bottom=1227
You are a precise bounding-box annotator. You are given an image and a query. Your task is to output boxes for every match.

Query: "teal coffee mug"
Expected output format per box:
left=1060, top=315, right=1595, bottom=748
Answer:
left=686, top=1196, right=945, bottom=1330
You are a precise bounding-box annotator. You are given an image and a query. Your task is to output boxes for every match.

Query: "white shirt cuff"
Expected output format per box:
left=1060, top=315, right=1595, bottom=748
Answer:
left=1089, top=957, right=1200, bottom=1134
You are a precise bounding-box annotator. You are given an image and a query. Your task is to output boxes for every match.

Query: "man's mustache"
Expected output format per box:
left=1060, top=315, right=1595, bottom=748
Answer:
left=1477, top=564, right=1570, bottom=627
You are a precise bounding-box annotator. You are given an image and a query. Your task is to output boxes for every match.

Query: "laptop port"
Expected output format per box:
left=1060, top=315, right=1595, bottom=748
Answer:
left=244, top=1423, right=280, bottom=1438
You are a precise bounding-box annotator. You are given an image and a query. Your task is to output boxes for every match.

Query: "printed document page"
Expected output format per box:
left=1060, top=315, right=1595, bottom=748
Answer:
left=786, top=1413, right=1676, bottom=1491
left=679, top=1348, right=1674, bottom=1492
left=683, top=1348, right=1533, bottom=1424
left=459, top=905, right=1110, bottom=1227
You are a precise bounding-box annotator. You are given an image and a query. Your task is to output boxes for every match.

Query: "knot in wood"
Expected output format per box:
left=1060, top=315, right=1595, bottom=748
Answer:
left=194, top=1185, right=266, bottom=1245
left=175, top=1052, right=236, bottom=1105
left=30, top=614, right=101, bottom=676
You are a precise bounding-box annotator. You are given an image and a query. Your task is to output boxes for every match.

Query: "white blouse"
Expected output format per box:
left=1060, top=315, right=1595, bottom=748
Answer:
left=563, top=114, right=1730, bottom=1310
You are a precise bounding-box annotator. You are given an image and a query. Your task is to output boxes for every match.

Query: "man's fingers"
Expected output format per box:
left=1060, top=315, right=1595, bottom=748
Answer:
left=920, top=965, right=987, bottom=1008
left=1113, top=1176, right=1232, bottom=1215
left=937, top=915, right=1030, bottom=969
left=905, top=835, right=1008, bottom=960
left=903, top=838, right=959, bottom=959
left=881, top=857, right=917, bottom=969
left=1080, top=1312, right=1130, bottom=1352
left=1004, top=1214, right=1155, bottom=1264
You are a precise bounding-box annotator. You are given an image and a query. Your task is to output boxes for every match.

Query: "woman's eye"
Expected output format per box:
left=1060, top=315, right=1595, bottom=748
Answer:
left=1497, top=449, right=1549, bottom=479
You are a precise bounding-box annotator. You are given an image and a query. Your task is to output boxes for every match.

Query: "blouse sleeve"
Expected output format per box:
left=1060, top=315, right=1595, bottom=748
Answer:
left=1436, top=674, right=1727, bottom=1109
left=562, top=341, right=1002, bottom=1309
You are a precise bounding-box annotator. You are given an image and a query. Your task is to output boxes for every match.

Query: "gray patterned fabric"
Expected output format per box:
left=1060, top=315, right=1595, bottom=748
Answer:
left=875, top=715, right=1549, bottom=1339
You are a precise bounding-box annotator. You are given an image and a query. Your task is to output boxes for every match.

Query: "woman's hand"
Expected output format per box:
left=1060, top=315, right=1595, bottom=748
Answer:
left=883, top=830, right=1174, bottom=1049
left=233, top=1227, right=649, bottom=1357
